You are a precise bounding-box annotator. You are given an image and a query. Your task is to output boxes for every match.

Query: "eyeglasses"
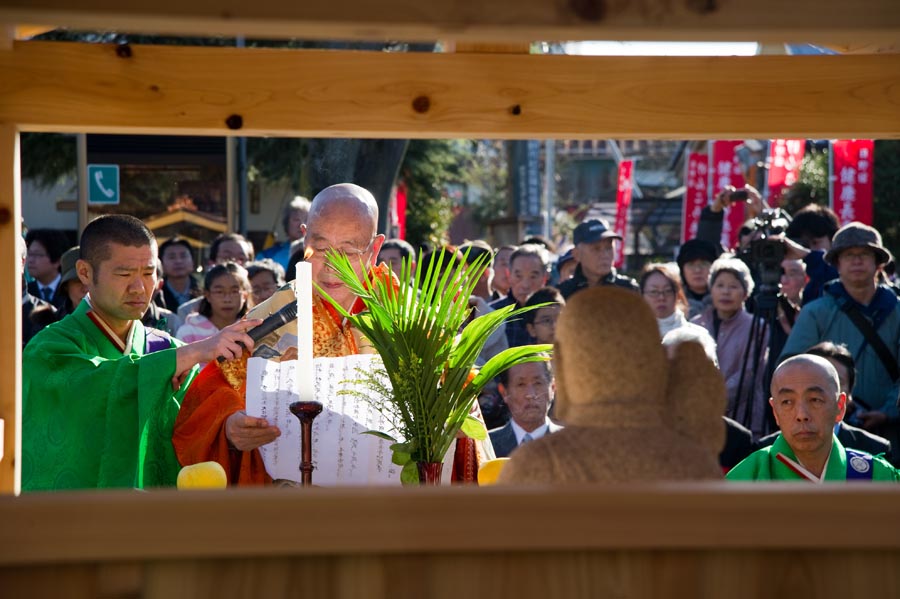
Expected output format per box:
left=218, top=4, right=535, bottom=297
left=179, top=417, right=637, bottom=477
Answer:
left=643, top=288, right=675, bottom=299
left=306, top=238, right=375, bottom=263
left=251, top=284, right=278, bottom=296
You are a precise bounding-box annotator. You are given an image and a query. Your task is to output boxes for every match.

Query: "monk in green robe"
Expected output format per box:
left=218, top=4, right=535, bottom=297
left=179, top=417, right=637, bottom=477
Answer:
left=22, top=214, right=260, bottom=491
left=727, top=354, right=900, bottom=482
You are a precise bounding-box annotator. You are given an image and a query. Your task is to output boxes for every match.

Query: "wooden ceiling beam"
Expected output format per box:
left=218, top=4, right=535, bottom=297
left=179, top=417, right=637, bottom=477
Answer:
left=1, top=41, right=899, bottom=139
left=0, top=0, right=898, bottom=44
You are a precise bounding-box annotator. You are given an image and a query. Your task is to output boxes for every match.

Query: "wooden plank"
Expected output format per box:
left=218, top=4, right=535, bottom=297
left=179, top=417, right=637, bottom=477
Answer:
left=2, top=550, right=899, bottom=599
left=1, top=41, right=900, bottom=139
left=2, top=485, right=900, bottom=565
left=0, top=0, right=898, bottom=44
left=0, top=124, right=20, bottom=495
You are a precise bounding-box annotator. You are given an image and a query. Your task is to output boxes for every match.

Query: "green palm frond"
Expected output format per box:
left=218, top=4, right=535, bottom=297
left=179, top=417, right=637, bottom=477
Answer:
left=316, top=247, right=552, bottom=465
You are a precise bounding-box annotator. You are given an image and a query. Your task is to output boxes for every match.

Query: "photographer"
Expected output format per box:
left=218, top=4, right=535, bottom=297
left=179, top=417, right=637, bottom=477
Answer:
left=695, top=185, right=766, bottom=254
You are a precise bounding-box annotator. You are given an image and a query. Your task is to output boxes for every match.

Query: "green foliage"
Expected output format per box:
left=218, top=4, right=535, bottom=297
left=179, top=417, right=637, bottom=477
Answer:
left=318, top=247, right=551, bottom=474
left=468, top=141, right=510, bottom=224
left=21, top=133, right=76, bottom=189
left=874, top=140, right=900, bottom=260
left=782, top=146, right=829, bottom=214
left=401, top=139, right=470, bottom=248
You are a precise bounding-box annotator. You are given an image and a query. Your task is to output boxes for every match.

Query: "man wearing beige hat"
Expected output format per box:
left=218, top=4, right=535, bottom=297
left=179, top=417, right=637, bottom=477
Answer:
left=780, top=222, right=900, bottom=447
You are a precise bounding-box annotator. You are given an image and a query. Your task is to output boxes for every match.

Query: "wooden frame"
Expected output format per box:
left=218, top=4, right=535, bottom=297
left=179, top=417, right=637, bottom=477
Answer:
left=2, top=485, right=900, bottom=598
left=2, top=0, right=899, bottom=43
left=2, top=41, right=899, bottom=139
left=1, top=4, right=900, bottom=495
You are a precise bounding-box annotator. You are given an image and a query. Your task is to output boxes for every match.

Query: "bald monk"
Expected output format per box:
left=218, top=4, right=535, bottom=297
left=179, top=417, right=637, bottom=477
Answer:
left=498, top=287, right=725, bottom=484
left=174, top=183, right=485, bottom=484
left=727, top=355, right=900, bottom=482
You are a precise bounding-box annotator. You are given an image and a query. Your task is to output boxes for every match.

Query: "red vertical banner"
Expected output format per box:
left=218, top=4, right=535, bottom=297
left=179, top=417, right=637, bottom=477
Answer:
left=832, top=140, right=874, bottom=226
left=682, top=152, right=710, bottom=243
left=613, top=160, right=633, bottom=269
left=767, top=139, right=805, bottom=206
left=395, top=180, right=408, bottom=240
left=711, top=141, right=747, bottom=251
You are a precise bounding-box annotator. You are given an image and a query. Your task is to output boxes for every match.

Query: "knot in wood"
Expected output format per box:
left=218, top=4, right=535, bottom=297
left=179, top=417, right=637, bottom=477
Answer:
left=412, top=95, right=431, bottom=114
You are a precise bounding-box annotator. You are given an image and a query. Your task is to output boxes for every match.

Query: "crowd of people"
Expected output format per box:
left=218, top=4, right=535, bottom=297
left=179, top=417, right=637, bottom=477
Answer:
left=18, top=181, right=900, bottom=490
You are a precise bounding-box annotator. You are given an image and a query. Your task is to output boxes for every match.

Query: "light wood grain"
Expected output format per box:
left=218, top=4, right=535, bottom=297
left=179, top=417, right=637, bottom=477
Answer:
left=1, top=42, right=899, bottom=139
left=0, top=0, right=898, bottom=44
left=1, top=547, right=899, bottom=599
left=0, top=125, right=20, bottom=496
left=1, top=484, right=900, bottom=565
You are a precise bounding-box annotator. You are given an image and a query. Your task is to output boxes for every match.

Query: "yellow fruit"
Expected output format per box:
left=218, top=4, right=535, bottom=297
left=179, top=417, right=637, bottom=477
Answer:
left=177, top=461, right=228, bottom=490
left=477, top=458, right=510, bottom=486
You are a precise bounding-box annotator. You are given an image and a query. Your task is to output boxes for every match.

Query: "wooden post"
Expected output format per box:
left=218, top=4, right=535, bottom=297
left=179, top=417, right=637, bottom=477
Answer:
left=0, top=120, right=22, bottom=495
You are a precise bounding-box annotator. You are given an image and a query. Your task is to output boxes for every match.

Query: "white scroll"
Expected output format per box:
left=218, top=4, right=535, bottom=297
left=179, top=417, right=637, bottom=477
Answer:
left=245, top=354, right=453, bottom=485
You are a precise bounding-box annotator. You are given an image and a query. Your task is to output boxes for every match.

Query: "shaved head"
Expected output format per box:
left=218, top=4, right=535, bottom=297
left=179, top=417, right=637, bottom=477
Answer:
left=772, top=354, right=840, bottom=398
left=303, top=183, right=384, bottom=311
left=309, top=183, right=379, bottom=237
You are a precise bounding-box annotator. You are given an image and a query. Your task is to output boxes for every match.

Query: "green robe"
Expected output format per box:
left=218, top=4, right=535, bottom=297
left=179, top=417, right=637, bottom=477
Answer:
left=727, top=433, right=900, bottom=482
left=22, top=300, right=196, bottom=491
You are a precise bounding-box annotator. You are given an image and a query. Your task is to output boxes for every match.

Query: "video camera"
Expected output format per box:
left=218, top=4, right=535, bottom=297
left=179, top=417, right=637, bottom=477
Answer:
left=740, top=208, right=792, bottom=309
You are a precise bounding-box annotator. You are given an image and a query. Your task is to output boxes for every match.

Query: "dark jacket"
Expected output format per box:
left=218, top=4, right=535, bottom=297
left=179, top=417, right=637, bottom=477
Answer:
left=488, top=294, right=534, bottom=348
left=156, top=276, right=202, bottom=313
left=26, top=279, right=67, bottom=312
left=558, top=264, right=639, bottom=300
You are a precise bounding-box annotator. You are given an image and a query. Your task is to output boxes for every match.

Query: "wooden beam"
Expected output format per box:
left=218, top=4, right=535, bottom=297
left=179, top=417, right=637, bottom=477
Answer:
left=2, top=485, right=900, bottom=564
left=0, top=124, right=20, bottom=495
left=1, top=41, right=900, bottom=139
left=0, top=0, right=898, bottom=44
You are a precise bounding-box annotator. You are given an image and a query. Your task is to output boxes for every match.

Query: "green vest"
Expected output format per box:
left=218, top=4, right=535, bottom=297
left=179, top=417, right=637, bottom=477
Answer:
left=22, top=300, right=197, bottom=491
left=727, top=433, right=900, bottom=482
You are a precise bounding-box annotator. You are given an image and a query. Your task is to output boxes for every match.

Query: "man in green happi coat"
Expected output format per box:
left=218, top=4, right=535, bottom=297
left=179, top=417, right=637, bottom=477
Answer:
left=727, top=354, right=900, bottom=483
left=22, top=215, right=259, bottom=491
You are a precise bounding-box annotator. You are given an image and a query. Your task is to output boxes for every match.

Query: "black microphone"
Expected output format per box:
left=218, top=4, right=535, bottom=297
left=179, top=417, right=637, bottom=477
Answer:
left=216, top=302, right=298, bottom=363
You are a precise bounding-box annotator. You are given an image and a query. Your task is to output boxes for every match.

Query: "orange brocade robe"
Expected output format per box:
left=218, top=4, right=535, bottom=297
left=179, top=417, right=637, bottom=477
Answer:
left=173, top=284, right=483, bottom=485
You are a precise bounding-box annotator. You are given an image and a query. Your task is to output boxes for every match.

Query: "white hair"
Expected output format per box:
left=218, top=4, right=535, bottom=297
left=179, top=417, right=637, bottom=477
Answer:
left=661, top=325, right=719, bottom=367
left=709, top=256, right=754, bottom=297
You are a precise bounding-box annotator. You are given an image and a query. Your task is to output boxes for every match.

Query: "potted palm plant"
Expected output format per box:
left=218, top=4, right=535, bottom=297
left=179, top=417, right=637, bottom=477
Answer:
left=317, top=247, right=552, bottom=484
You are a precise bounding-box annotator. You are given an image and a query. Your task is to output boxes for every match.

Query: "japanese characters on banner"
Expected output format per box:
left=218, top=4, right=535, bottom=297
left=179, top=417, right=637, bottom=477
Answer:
left=682, top=153, right=710, bottom=243
left=613, top=160, right=633, bottom=269
left=767, top=139, right=805, bottom=206
left=831, top=140, right=874, bottom=226
left=710, top=141, right=748, bottom=251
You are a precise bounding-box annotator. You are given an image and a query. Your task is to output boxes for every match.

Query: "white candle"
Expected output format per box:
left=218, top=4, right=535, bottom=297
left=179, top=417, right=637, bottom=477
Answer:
left=295, top=261, right=315, bottom=402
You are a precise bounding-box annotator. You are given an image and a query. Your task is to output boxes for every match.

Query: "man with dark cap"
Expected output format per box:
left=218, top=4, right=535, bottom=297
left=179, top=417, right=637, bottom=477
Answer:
left=781, top=222, right=900, bottom=448
left=676, top=238, right=720, bottom=319
left=558, top=219, right=638, bottom=300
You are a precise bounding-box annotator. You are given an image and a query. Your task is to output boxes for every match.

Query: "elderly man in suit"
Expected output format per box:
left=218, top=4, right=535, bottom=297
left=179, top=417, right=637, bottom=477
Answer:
left=489, top=358, right=561, bottom=458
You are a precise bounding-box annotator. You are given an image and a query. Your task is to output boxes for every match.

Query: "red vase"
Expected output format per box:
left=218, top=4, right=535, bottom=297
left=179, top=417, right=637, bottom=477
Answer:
left=416, top=461, right=443, bottom=485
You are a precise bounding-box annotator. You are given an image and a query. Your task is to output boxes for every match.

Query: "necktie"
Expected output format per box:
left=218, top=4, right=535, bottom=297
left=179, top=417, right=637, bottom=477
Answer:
left=521, top=433, right=533, bottom=444
left=42, top=287, right=53, bottom=301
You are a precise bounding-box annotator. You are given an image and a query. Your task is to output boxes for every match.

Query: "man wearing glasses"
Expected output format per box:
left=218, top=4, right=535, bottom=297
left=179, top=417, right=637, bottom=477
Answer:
left=173, top=184, right=389, bottom=484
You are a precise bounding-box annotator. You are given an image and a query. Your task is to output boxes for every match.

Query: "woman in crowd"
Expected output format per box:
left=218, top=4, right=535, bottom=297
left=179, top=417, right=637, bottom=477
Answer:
left=640, top=262, right=713, bottom=342
left=676, top=239, right=719, bottom=318
left=523, top=286, right=565, bottom=345
left=176, top=262, right=250, bottom=346
left=246, top=259, right=285, bottom=307
left=691, top=257, right=770, bottom=438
